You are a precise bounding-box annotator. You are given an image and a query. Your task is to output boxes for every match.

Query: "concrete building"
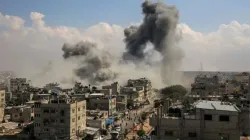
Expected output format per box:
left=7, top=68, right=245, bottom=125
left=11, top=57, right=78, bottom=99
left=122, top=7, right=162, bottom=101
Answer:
left=0, top=89, right=5, bottom=122
left=86, top=117, right=106, bottom=129
left=127, top=78, right=152, bottom=96
left=116, top=95, right=127, bottom=112
left=5, top=105, right=34, bottom=122
left=33, top=97, right=87, bottom=140
left=10, top=78, right=29, bottom=92
left=121, top=86, right=144, bottom=102
left=87, top=93, right=116, bottom=116
left=150, top=100, right=241, bottom=140
left=102, top=82, right=120, bottom=95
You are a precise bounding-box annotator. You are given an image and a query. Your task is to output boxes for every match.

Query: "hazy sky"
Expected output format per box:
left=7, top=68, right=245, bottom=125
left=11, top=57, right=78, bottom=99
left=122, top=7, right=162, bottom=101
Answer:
left=1, top=0, right=250, bottom=86
left=0, top=0, right=249, bottom=32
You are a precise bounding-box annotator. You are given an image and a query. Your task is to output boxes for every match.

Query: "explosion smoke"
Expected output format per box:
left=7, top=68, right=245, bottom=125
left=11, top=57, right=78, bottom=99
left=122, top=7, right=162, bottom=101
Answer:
left=62, top=41, right=117, bottom=84
left=123, top=0, right=184, bottom=85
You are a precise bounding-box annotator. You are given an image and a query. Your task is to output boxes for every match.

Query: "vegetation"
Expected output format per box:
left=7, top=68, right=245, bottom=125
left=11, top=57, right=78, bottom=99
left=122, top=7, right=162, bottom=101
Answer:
left=141, top=112, right=148, bottom=121
left=161, top=85, right=187, bottom=100
left=137, top=129, right=146, bottom=137
left=127, top=99, right=134, bottom=109
left=114, top=117, right=119, bottom=121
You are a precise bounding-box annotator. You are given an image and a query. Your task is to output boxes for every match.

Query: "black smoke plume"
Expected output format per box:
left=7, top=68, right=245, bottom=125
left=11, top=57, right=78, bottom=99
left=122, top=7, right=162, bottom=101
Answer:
left=62, top=41, right=117, bottom=84
left=123, top=0, right=184, bottom=85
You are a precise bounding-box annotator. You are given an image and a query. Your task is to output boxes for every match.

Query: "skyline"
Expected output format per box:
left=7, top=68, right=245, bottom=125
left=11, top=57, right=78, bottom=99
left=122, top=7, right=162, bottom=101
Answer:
left=0, top=0, right=250, bottom=86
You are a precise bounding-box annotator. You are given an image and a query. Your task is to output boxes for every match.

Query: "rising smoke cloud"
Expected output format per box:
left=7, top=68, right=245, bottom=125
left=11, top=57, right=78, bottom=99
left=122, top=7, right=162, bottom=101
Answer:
left=61, top=0, right=186, bottom=87
left=62, top=41, right=117, bottom=85
left=123, top=0, right=184, bottom=85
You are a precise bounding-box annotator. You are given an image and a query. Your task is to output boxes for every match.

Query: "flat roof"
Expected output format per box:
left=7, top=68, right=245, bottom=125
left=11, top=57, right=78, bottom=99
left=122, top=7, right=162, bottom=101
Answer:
left=85, top=127, right=100, bottom=135
left=90, top=93, right=104, bottom=96
left=194, top=100, right=240, bottom=112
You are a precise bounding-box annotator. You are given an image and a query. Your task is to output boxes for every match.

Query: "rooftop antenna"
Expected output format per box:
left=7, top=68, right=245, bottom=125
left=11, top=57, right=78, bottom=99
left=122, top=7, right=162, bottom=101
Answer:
left=199, top=62, right=204, bottom=76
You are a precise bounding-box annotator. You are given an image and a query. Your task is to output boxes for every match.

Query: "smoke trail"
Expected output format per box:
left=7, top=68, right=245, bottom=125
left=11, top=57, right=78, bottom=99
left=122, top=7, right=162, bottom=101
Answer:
left=62, top=41, right=117, bottom=84
left=123, top=0, right=184, bottom=85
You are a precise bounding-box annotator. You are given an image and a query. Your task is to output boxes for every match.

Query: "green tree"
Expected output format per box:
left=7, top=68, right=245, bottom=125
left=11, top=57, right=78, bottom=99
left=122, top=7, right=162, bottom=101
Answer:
left=137, top=129, right=146, bottom=137
left=114, top=117, right=119, bottom=122
left=127, top=99, right=134, bottom=109
left=141, top=112, right=148, bottom=121
left=161, top=85, right=187, bottom=100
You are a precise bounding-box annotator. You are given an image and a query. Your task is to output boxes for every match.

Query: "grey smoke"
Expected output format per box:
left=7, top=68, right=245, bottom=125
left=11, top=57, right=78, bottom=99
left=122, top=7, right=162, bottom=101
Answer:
left=123, top=0, right=184, bottom=85
left=62, top=41, right=117, bottom=84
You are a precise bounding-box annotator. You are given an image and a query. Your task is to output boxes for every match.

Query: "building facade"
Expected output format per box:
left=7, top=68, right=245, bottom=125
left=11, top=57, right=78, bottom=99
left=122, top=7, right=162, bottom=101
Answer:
left=0, top=90, right=5, bottom=122
left=150, top=100, right=241, bottom=140
left=34, top=99, right=86, bottom=140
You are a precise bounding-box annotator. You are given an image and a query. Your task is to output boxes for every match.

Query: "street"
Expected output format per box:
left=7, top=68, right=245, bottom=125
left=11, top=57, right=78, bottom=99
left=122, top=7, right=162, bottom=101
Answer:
left=120, top=104, right=154, bottom=139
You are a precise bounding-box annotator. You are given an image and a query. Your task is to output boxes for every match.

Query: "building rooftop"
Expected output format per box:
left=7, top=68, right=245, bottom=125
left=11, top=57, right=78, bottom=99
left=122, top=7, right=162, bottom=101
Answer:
left=85, top=127, right=99, bottom=135
left=90, top=93, right=104, bottom=96
left=194, top=100, right=240, bottom=112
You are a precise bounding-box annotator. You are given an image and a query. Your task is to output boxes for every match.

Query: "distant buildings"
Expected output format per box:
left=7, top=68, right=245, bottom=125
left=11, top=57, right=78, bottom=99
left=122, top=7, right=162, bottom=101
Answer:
left=10, top=78, right=29, bottom=92
left=33, top=96, right=86, bottom=139
left=0, top=89, right=5, bottom=122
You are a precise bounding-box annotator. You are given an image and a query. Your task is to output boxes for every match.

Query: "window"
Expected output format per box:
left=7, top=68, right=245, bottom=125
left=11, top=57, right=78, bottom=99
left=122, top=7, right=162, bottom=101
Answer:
left=61, top=110, right=65, bottom=116
left=43, top=128, right=49, bottom=132
left=78, top=108, right=80, bottom=111
left=50, top=109, right=55, bottom=113
left=19, top=113, right=22, bottom=117
left=60, top=129, right=64, bottom=133
left=204, top=115, right=212, bottom=121
left=60, top=119, right=64, bottom=124
left=72, top=118, right=75, bottom=122
left=165, top=131, right=173, bottom=136
left=44, top=109, right=49, bottom=113
left=15, top=115, right=18, bottom=118
left=188, top=132, right=197, bottom=137
left=72, top=109, right=75, bottom=113
left=219, top=115, right=229, bottom=122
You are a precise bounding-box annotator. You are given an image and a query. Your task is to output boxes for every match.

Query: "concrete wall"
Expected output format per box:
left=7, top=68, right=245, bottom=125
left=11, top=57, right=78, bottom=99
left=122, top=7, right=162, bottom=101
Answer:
left=86, top=118, right=106, bottom=129
left=34, top=100, right=86, bottom=140
left=150, top=108, right=240, bottom=140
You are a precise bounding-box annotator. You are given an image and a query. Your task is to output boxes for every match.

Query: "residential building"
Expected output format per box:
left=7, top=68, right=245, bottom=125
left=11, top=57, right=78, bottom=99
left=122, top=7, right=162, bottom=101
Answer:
left=86, top=117, right=106, bottom=129
left=127, top=78, right=152, bottom=96
left=116, top=95, right=127, bottom=111
left=10, top=78, right=29, bottom=92
left=33, top=97, right=86, bottom=140
left=150, top=100, right=241, bottom=140
left=102, top=82, right=120, bottom=95
left=5, top=105, right=34, bottom=122
left=87, top=93, right=116, bottom=116
left=121, top=86, right=144, bottom=102
left=0, top=89, right=5, bottom=122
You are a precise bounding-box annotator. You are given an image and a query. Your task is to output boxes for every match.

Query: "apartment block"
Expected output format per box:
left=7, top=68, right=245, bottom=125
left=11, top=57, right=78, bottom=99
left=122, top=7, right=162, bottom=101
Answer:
left=150, top=100, right=241, bottom=140
left=34, top=98, right=86, bottom=140
left=127, top=78, right=152, bottom=96
left=10, top=78, right=29, bottom=92
left=5, top=105, right=34, bottom=122
left=87, top=93, right=116, bottom=116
